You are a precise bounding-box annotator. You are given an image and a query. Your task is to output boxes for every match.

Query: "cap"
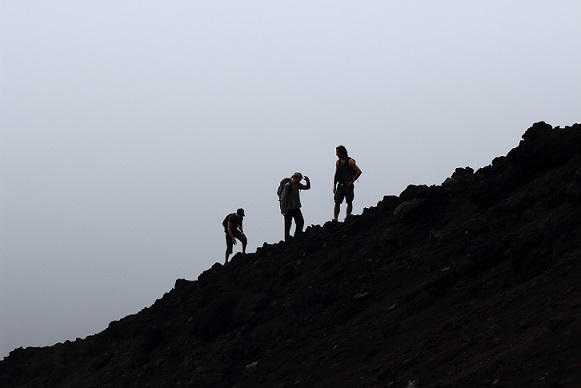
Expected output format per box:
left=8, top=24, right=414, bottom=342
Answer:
left=292, top=172, right=303, bottom=179
left=237, top=208, right=245, bottom=216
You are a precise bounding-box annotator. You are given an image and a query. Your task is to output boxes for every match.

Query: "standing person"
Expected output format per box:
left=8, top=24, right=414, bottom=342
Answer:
left=223, top=208, right=247, bottom=264
left=333, top=145, right=362, bottom=221
left=280, top=172, right=311, bottom=242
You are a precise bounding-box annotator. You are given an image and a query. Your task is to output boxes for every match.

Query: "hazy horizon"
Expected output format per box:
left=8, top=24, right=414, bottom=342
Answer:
left=1, top=1, right=580, bottom=359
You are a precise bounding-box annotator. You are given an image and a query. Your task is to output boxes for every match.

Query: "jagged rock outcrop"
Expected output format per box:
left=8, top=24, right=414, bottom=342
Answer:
left=2, top=122, right=581, bottom=387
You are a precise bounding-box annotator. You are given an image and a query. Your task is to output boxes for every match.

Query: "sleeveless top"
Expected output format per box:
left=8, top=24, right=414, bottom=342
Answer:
left=335, top=157, right=356, bottom=184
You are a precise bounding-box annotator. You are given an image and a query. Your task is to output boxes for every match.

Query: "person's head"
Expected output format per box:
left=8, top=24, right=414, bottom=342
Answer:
left=336, top=145, right=348, bottom=159
left=291, top=172, right=303, bottom=183
left=236, top=208, right=245, bottom=218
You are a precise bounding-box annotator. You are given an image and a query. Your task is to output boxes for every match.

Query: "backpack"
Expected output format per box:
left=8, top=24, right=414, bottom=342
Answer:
left=277, top=178, right=291, bottom=203
left=222, top=213, right=234, bottom=229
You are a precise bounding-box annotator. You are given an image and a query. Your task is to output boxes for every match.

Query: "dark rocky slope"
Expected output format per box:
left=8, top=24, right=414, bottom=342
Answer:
left=2, top=122, right=581, bottom=387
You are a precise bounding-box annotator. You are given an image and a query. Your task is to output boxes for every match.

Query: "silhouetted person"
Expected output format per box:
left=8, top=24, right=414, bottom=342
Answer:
left=333, top=145, right=362, bottom=221
left=280, top=172, right=311, bottom=242
left=224, top=208, right=247, bottom=264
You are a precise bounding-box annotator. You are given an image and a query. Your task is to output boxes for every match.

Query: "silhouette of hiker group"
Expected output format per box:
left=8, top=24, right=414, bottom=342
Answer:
left=223, top=145, right=362, bottom=263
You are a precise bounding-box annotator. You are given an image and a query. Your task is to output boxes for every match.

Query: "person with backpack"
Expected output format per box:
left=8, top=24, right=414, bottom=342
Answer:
left=223, top=208, right=247, bottom=264
left=333, top=145, right=362, bottom=221
left=280, top=172, right=310, bottom=242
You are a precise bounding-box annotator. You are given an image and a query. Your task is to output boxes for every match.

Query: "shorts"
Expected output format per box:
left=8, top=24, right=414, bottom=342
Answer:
left=225, top=229, right=247, bottom=254
left=334, top=183, right=354, bottom=204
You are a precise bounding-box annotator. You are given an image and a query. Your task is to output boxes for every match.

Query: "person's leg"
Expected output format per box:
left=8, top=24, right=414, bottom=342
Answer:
left=239, top=232, right=248, bottom=254
left=225, top=233, right=233, bottom=263
left=284, top=212, right=293, bottom=241
left=345, top=186, right=355, bottom=218
left=346, top=202, right=353, bottom=217
left=294, top=209, right=305, bottom=235
left=334, top=186, right=345, bottom=221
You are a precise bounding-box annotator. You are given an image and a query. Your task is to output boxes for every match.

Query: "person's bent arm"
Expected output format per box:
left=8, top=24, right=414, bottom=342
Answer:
left=349, top=160, right=362, bottom=185
left=228, top=222, right=237, bottom=244
left=280, top=184, right=289, bottom=214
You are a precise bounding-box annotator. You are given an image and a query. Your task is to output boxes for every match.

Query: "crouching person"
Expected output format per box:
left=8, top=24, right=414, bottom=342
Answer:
left=224, top=208, right=247, bottom=264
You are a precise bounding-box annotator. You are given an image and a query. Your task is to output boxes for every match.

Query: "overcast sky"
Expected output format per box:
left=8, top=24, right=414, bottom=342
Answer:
left=1, top=1, right=580, bottom=359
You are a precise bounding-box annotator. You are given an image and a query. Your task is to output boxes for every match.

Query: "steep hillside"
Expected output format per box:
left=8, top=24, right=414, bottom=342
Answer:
left=2, top=122, right=581, bottom=387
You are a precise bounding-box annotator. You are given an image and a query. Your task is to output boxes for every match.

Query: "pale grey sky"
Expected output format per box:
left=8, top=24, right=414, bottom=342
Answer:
left=1, top=1, right=580, bottom=358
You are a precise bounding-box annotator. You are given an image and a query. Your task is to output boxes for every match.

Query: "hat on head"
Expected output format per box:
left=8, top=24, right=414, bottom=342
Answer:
left=291, top=172, right=303, bottom=179
left=237, top=208, right=245, bottom=216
